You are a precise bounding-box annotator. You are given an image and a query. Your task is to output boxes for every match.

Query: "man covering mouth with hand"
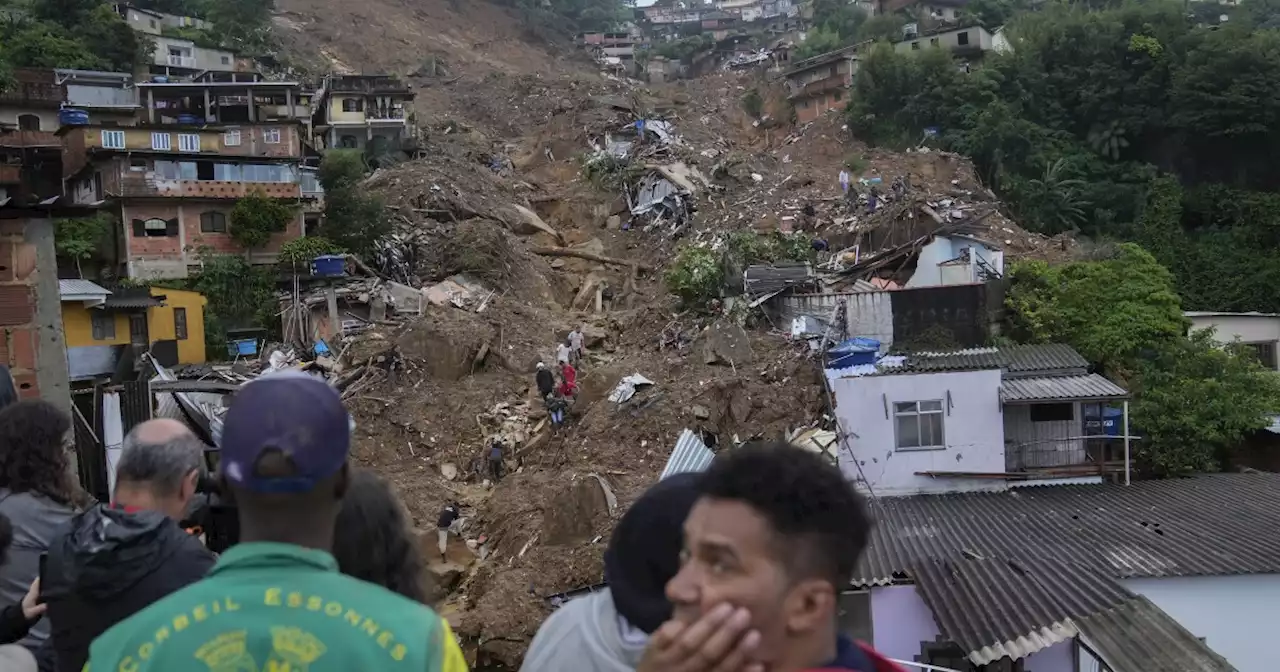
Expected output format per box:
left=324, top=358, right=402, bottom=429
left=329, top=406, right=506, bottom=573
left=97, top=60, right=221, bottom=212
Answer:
left=639, top=442, right=902, bottom=672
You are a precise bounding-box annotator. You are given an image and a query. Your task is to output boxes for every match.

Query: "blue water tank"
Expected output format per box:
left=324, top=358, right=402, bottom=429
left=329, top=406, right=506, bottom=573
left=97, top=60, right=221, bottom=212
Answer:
left=176, top=113, right=200, bottom=125
left=311, top=255, right=346, bottom=277
left=151, top=76, right=168, bottom=83
left=59, top=109, right=89, bottom=126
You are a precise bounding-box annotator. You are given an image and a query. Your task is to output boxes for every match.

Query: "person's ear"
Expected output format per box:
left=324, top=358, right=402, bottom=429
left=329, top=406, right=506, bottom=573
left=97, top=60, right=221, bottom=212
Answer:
left=181, top=469, right=199, bottom=503
left=783, top=579, right=836, bottom=636
left=334, top=462, right=350, bottom=499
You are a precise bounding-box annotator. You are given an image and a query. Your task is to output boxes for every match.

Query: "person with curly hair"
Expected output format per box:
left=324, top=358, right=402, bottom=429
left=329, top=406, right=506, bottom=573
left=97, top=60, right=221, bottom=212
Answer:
left=332, top=468, right=428, bottom=603
left=0, top=400, right=83, bottom=650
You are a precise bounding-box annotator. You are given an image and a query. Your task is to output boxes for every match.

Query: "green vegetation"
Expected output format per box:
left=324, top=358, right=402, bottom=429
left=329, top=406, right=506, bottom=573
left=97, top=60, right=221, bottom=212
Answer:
left=181, top=248, right=276, bottom=359
left=278, top=236, right=344, bottom=270
left=54, top=213, right=113, bottom=278
left=650, top=34, right=714, bottom=62
left=741, top=88, right=764, bottom=119
left=1005, top=246, right=1280, bottom=477
left=793, top=0, right=905, bottom=60
left=666, top=232, right=814, bottom=309
left=229, top=190, right=295, bottom=252
left=846, top=1, right=1280, bottom=314
left=318, top=150, right=390, bottom=259
left=495, top=0, right=630, bottom=37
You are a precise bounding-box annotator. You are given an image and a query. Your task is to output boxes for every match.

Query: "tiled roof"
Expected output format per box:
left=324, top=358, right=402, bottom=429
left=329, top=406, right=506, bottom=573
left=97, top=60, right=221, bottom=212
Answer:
left=1002, top=373, right=1128, bottom=402
left=1001, top=343, right=1089, bottom=374
left=857, top=472, right=1280, bottom=586
left=1076, top=596, right=1236, bottom=672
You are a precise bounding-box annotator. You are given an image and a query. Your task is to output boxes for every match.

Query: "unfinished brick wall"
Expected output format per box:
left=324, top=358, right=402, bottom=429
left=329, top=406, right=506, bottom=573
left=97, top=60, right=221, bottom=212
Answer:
left=0, top=216, right=70, bottom=406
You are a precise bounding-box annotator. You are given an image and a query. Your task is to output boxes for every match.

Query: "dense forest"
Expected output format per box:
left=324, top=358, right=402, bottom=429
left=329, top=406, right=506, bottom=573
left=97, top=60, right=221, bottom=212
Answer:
left=829, top=0, right=1280, bottom=314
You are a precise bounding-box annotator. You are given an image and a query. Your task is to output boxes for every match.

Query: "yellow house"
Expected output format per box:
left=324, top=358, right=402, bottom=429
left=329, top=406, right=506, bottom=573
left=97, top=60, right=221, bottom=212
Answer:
left=59, top=280, right=207, bottom=380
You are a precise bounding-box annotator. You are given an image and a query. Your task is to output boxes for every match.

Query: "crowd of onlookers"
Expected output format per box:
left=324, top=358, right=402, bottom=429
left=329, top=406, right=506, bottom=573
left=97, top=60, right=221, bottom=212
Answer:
left=0, top=364, right=895, bottom=671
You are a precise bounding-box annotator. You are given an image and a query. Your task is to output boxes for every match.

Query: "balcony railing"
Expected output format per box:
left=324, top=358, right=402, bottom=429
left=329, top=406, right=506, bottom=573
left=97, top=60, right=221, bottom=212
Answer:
left=116, top=175, right=302, bottom=199
left=167, top=54, right=197, bottom=68
left=366, top=108, right=407, bottom=120
left=1005, top=442, right=1118, bottom=476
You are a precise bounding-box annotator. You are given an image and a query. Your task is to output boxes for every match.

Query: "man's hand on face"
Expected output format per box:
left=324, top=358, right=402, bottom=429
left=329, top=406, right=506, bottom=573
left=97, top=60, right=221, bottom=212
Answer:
left=637, top=603, right=764, bottom=672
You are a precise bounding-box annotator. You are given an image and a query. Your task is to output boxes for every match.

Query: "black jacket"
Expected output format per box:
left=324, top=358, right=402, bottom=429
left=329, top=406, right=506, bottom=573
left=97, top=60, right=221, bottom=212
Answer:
left=536, top=368, right=555, bottom=396
left=41, top=505, right=216, bottom=672
left=0, top=602, right=33, bottom=645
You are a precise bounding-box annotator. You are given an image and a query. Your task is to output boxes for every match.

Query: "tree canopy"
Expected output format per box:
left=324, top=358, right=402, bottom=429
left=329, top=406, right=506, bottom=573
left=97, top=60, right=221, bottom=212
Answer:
left=845, top=0, right=1280, bottom=314
left=1004, top=246, right=1280, bottom=477
left=318, top=150, right=390, bottom=259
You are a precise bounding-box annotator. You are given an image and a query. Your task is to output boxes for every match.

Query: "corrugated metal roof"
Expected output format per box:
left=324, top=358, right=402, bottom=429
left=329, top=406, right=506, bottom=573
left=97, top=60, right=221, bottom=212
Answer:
left=858, top=473, right=1280, bottom=586
left=1002, top=344, right=1089, bottom=374
left=847, top=344, right=1091, bottom=376
left=911, top=555, right=1130, bottom=665
left=104, top=295, right=163, bottom=309
left=1002, top=374, right=1128, bottom=402
left=659, top=429, right=714, bottom=479
left=1076, top=597, right=1237, bottom=672
left=744, top=262, right=814, bottom=296
left=58, top=279, right=111, bottom=298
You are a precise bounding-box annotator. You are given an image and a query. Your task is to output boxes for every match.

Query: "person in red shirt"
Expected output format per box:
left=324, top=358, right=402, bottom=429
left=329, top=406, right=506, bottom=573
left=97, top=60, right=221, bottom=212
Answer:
left=558, top=362, right=578, bottom=398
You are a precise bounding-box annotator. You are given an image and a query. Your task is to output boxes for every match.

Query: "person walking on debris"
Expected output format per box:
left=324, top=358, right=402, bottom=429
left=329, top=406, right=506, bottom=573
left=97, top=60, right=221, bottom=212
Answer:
left=556, top=338, right=572, bottom=367
left=536, top=362, right=555, bottom=399
left=436, top=502, right=460, bottom=563
left=546, top=390, right=569, bottom=429
left=568, top=326, right=586, bottom=367
left=85, top=371, right=469, bottom=672
left=558, top=361, right=578, bottom=399
left=487, top=439, right=505, bottom=483
left=521, top=473, right=704, bottom=672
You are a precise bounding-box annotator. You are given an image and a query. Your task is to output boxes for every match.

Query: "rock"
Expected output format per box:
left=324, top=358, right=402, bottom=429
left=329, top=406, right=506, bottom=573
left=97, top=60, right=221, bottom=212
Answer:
left=691, top=404, right=710, bottom=420
left=606, top=215, right=621, bottom=230
left=426, top=566, right=464, bottom=600
left=440, top=463, right=459, bottom=481
left=551, top=259, right=566, bottom=268
left=702, top=321, right=755, bottom=366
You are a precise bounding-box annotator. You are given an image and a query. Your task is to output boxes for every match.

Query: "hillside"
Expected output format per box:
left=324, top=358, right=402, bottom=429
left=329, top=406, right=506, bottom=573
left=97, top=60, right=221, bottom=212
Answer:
left=264, top=1, right=1065, bottom=667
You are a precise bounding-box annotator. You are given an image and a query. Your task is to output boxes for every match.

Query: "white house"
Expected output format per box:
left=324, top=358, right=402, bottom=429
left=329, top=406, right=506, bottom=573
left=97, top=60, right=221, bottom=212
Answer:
left=896, top=25, right=997, bottom=56
left=846, top=472, right=1279, bottom=672
left=1184, top=310, right=1280, bottom=370
left=902, top=234, right=1003, bottom=288
left=827, top=343, right=1129, bottom=496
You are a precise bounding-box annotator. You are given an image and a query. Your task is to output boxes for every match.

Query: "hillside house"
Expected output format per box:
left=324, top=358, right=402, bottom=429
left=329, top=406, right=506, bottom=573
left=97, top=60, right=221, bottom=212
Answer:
left=1184, top=311, right=1280, bottom=370
left=783, top=42, right=865, bottom=124
left=60, top=79, right=312, bottom=279
left=312, top=75, right=417, bottom=160
left=827, top=343, right=1130, bottom=496
left=116, top=4, right=239, bottom=79
left=896, top=24, right=997, bottom=59
left=0, top=68, right=66, bottom=201
left=60, top=281, right=207, bottom=382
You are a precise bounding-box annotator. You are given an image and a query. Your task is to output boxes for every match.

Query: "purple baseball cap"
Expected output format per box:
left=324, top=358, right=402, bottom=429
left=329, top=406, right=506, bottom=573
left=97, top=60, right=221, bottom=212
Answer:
left=220, top=370, right=351, bottom=493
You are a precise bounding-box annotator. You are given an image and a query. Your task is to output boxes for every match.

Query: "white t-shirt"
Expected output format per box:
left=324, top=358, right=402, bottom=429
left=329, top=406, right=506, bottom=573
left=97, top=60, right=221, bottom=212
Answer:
left=569, top=331, right=584, bottom=351
left=556, top=343, right=571, bottom=363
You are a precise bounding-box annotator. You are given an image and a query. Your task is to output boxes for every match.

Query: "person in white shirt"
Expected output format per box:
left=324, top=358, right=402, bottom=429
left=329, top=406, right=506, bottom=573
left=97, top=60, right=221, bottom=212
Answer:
left=568, top=327, right=585, bottom=366
left=556, top=340, right=571, bottom=365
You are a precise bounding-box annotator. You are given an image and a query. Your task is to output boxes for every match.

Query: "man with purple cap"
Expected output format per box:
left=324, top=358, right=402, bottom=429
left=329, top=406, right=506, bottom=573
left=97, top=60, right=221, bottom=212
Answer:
left=85, top=371, right=469, bottom=672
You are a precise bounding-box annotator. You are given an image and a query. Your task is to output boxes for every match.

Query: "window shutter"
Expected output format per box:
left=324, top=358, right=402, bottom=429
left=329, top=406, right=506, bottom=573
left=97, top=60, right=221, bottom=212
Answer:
left=132, top=219, right=146, bottom=237
left=166, top=218, right=180, bottom=236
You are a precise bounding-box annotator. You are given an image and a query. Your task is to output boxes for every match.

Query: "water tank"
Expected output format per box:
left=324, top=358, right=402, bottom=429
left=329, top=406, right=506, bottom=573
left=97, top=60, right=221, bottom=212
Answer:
left=59, top=109, right=89, bottom=126
left=311, top=255, right=346, bottom=277
left=151, top=76, right=168, bottom=83
left=176, top=113, right=200, bottom=125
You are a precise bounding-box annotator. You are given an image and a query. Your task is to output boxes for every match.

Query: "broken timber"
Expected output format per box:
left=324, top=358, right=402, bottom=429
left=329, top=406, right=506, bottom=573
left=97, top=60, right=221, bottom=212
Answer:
left=529, top=247, right=654, bottom=271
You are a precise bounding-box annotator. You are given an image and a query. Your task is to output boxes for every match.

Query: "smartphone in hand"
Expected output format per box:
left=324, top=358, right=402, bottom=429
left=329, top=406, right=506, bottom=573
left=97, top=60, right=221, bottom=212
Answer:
left=36, top=553, right=46, bottom=605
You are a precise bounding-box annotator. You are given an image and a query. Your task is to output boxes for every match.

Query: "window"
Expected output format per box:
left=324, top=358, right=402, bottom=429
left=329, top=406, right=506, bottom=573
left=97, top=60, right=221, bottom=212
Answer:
left=911, top=41, right=921, bottom=50
left=153, top=160, right=179, bottom=180
left=149, top=19, right=156, bottom=28
left=17, top=115, right=40, bottom=131
left=220, top=55, right=230, bottom=65
left=797, top=99, right=809, bottom=109
left=178, top=134, right=200, bottom=152
left=957, top=31, right=970, bottom=46
left=263, top=128, right=281, bottom=144
left=339, top=134, right=358, bottom=148
left=200, top=211, right=227, bottom=233
left=174, top=307, right=188, bottom=340
left=90, top=312, right=115, bottom=341
left=894, top=400, right=945, bottom=450
left=1029, top=403, right=1074, bottom=423
left=132, top=217, right=176, bottom=238
left=151, top=132, right=172, bottom=150
left=129, top=158, right=148, bottom=172
left=223, top=129, right=241, bottom=146
left=1245, top=342, right=1278, bottom=369
left=102, top=130, right=126, bottom=149
left=341, top=98, right=364, bottom=112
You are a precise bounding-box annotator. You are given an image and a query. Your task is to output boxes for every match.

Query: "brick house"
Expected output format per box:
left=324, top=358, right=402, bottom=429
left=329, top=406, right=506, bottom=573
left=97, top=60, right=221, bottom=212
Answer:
left=784, top=42, right=867, bottom=124
left=61, top=80, right=313, bottom=280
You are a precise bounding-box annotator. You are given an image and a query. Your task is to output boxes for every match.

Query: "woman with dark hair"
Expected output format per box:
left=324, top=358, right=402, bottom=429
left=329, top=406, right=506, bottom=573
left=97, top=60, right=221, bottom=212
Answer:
left=0, top=400, right=84, bottom=649
left=332, top=469, right=428, bottom=603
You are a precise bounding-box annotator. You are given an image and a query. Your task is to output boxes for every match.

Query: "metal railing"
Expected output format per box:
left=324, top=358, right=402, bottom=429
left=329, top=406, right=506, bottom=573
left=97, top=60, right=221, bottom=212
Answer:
left=167, top=54, right=197, bottom=68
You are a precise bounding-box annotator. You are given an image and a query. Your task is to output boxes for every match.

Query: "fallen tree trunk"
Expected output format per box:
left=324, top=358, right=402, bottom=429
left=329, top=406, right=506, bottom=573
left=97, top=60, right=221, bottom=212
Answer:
left=529, top=247, right=654, bottom=271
